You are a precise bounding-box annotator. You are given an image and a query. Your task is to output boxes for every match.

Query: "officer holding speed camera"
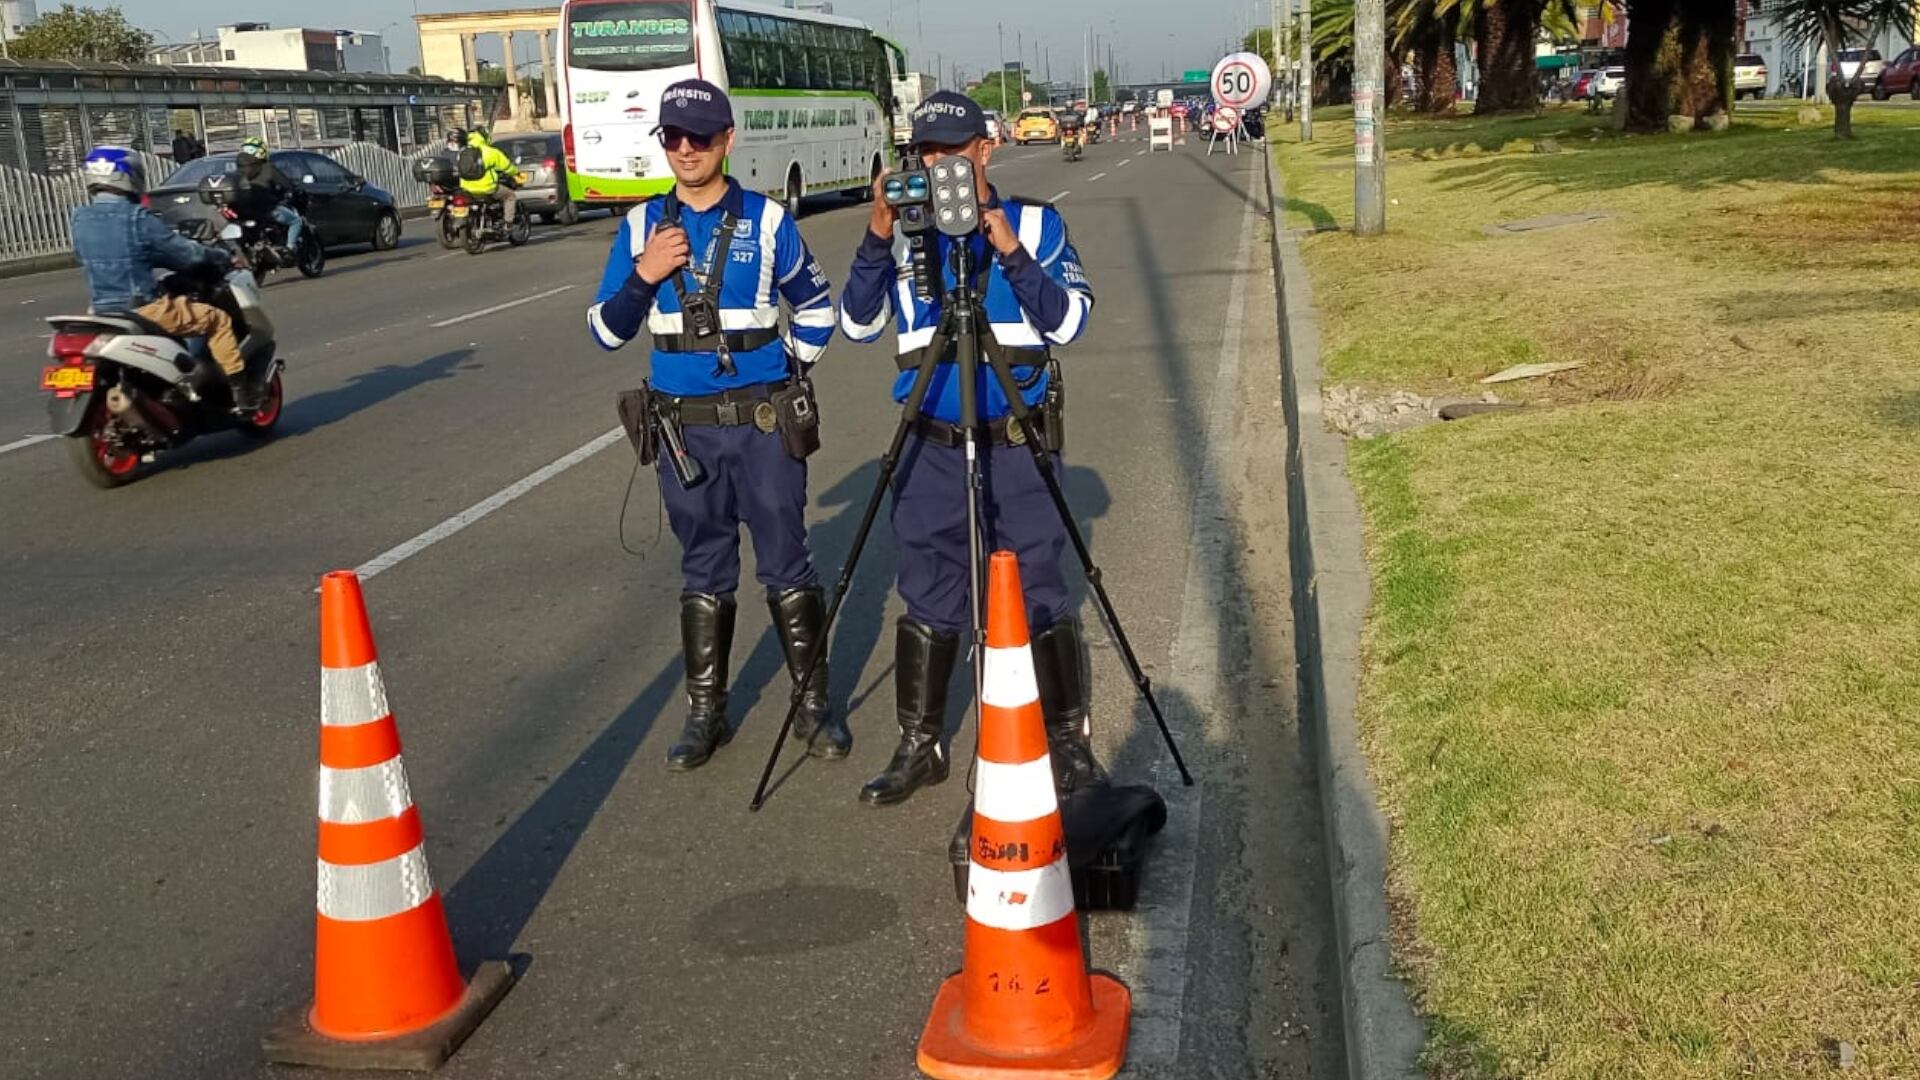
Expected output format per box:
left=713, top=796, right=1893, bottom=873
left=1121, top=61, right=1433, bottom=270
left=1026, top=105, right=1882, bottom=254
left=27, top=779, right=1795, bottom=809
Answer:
left=839, top=91, right=1104, bottom=807
left=586, top=79, right=847, bottom=772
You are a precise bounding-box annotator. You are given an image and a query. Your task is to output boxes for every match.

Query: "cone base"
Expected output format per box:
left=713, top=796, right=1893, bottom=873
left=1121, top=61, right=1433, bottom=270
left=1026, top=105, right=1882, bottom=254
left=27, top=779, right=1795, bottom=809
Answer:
left=261, top=960, right=515, bottom=1071
left=916, top=971, right=1131, bottom=1080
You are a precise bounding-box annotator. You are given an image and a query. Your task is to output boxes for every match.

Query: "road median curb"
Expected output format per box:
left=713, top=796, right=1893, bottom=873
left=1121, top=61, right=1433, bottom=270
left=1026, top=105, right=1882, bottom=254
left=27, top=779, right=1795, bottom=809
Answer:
left=1261, top=147, right=1428, bottom=1080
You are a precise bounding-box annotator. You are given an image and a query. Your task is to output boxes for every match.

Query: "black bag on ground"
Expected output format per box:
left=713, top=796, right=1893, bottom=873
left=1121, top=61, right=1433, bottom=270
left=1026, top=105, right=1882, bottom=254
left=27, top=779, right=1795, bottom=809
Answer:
left=455, top=145, right=487, bottom=182
left=948, top=783, right=1168, bottom=911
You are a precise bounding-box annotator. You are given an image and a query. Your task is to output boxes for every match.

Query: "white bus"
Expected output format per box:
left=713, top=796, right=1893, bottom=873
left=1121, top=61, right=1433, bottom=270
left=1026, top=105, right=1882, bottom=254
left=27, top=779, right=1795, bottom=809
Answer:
left=558, top=0, right=899, bottom=214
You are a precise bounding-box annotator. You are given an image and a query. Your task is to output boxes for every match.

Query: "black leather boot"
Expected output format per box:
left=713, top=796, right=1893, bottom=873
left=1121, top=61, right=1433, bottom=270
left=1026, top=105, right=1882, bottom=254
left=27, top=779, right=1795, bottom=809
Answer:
left=229, top=372, right=265, bottom=413
left=1031, top=618, right=1110, bottom=793
left=860, top=617, right=959, bottom=806
left=768, top=586, right=850, bottom=759
left=666, top=592, right=735, bottom=771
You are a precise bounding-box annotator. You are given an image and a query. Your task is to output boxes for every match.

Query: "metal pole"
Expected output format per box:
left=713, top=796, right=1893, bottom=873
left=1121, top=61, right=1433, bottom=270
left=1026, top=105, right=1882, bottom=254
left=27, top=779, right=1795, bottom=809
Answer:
left=998, top=24, right=1008, bottom=112
left=1298, top=0, right=1313, bottom=140
left=1353, top=0, right=1385, bottom=233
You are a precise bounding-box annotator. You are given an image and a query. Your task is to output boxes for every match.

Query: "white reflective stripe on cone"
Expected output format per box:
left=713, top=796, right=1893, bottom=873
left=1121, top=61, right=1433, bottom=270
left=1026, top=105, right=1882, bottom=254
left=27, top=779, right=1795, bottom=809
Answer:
left=321, top=662, right=391, bottom=728
left=316, top=846, right=435, bottom=922
left=318, top=757, right=415, bottom=824
left=981, top=644, right=1039, bottom=710
left=974, top=757, right=1059, bottom=824
left=965, top=859, right=1076, bottom=931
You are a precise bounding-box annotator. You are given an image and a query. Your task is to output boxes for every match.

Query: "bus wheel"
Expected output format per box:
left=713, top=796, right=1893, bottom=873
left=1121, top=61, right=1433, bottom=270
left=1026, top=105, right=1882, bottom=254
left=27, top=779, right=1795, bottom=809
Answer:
left=785, top=168, right=804, bottom=220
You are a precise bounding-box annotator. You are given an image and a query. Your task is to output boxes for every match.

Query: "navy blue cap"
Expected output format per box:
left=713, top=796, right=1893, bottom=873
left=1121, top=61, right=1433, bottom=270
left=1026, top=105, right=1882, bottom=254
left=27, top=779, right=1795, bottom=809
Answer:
left=909, top=90, right=989, bottom=147
left=652, top=79, right=734, bottom=136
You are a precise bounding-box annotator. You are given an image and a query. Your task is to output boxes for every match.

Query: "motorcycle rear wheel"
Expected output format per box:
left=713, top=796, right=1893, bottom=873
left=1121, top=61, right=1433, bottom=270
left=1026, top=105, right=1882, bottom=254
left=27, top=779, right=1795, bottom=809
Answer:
left=69, top=407, right=142, bottom=489
left=437, top=214, right=461, bottom=250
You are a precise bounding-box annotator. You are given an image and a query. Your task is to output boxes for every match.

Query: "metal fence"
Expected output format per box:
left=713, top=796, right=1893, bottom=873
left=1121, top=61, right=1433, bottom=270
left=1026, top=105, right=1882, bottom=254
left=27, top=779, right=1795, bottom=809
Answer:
left=0, top=141, right=429, bottom=265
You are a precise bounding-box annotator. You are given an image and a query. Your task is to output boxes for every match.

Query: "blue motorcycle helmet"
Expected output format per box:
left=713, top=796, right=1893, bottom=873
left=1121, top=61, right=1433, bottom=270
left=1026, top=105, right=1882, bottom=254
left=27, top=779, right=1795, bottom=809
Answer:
left=82, top=146, right=146, bottom=198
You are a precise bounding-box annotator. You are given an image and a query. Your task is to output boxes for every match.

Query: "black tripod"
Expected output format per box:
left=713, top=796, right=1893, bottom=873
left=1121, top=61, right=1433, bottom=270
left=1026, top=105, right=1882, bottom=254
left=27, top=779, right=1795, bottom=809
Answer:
left=748, top=228, right=1193, bottom=812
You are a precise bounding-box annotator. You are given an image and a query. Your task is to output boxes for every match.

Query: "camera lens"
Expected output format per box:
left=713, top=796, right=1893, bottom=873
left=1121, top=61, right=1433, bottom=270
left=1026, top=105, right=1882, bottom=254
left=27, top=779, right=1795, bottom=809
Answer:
left=905, top=175, right=929, bottom=198
left=883, top=177, right=905, bottom=201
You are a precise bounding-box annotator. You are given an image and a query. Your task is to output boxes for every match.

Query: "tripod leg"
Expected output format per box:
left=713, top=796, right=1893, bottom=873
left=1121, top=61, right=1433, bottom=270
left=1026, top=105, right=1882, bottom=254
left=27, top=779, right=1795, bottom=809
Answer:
left=749, top=355, right=945, bottom=811
left=986, top=354, right=1196, bottom=785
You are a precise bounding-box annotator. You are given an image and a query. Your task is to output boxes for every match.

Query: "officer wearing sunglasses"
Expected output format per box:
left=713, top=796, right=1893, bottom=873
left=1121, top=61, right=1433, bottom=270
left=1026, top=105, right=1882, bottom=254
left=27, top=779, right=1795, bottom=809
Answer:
left=586, top=79, right=845, bottom=772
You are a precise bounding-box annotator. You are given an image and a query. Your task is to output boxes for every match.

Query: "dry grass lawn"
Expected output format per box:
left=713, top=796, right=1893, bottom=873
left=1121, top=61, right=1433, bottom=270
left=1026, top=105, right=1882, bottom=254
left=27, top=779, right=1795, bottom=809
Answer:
left=1277, top=104, right=1920, bottom=1077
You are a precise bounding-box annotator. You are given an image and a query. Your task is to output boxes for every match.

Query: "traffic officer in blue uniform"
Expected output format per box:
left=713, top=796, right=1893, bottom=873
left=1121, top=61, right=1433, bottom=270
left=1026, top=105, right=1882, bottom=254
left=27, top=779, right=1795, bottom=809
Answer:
left=587, top=79, right=846, bottom=771
left=839, top=91, right=1106, bottom=806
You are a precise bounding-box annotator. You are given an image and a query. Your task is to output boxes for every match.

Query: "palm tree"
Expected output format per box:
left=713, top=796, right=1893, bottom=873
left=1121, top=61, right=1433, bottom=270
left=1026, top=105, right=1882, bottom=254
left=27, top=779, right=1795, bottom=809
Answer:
left=1434, top=0, right=1572, bottom=112
left=1619, top=0, right=1736, bottom=132
left=1770, top=0, right=1912, bottom=137
left=1395, top=0, right=1463, bottom=112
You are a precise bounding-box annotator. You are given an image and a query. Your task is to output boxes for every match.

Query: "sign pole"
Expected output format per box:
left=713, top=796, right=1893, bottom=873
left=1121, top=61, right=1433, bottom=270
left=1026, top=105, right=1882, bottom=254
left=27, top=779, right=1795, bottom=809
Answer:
left=1353, top=0, right=1385, bottom=233
left=1298, top=0, right=1313, bottom=141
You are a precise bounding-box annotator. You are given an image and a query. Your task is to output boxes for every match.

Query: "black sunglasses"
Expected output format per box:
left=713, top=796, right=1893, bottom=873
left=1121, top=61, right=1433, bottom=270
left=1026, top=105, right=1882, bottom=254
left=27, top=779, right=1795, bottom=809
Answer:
left=658, top=129, right=721, bottom=151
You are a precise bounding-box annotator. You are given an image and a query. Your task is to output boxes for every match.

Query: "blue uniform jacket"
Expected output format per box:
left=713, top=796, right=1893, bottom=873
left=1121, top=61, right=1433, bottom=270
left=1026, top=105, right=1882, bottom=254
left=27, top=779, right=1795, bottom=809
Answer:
left=839, top=190, right=1093, bottom=423
left=586, top=178, right=835, bottom=397
left=70, top=193, right=229, bottom=313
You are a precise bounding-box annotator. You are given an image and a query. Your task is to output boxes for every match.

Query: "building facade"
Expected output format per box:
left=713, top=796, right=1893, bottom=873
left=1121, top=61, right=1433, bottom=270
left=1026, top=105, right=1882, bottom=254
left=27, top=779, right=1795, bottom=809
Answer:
left=1, top=0, right=37, bottom=43
left=149, top=24, right=390, bottom=75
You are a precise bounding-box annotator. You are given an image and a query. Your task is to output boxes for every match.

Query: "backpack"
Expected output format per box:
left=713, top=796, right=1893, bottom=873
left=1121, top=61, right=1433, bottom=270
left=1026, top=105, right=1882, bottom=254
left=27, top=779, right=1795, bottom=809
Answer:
left=455, top=145, right=487, bottom=182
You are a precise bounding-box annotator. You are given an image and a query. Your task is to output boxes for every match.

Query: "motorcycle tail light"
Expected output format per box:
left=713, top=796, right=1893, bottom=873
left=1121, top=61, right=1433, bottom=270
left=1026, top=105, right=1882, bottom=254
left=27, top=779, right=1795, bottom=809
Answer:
left=50, top=332, right=98, bottom=359
left=544, top=157, right=557, bottom=172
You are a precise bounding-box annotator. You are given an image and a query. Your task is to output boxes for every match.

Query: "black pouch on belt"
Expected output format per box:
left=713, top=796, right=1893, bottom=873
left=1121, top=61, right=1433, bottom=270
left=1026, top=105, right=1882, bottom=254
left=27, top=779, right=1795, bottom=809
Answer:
left=769, top=374, right=822, bottom=460
left=615, top=384, right=658, bottom=466
left=1040, top=357, right=1066, bottom=453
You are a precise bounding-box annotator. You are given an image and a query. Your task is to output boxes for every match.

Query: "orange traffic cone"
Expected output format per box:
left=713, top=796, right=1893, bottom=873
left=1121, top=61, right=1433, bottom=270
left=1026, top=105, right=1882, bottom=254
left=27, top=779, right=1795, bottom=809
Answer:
left=261, top=570, right=515, bottom=1070
left=917, top=552, right=1131, bottom=1079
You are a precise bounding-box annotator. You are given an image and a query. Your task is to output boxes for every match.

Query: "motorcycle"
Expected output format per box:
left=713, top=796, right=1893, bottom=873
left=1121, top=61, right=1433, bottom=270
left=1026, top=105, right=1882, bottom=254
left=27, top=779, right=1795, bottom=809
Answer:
left=39, top=256, right=285, bottom=488
left=1061, top=127, right=1085, bottom=162
left=196, top=175, right=323, bottom=280
left=411, top=155, right=464, bottom=250
left=451, top=186, right=531, bottom=255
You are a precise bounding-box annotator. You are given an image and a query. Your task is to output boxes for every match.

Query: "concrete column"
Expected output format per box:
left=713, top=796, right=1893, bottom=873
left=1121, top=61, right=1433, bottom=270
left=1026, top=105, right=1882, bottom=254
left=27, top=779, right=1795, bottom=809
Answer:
left=541, top=29, right=561, bottom=122
left=502, top=32, right=523, bottom=127
left=462, top=33, right=479, bottom=84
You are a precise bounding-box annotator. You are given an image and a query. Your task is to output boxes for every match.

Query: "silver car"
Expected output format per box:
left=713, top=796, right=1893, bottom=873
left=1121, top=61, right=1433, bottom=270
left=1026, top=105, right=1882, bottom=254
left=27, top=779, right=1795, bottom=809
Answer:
left=494, top=133, right=581, bottom=226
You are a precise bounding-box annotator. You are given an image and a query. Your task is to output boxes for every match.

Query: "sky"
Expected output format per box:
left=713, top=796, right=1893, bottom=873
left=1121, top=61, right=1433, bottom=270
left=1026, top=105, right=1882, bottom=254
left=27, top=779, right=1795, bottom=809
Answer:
left=119, top=0, right=1267, bottom=85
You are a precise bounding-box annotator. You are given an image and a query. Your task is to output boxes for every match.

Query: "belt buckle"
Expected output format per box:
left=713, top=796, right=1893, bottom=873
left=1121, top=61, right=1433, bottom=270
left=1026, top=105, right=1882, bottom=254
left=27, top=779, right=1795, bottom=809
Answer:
left=715, top=401, right=740, bottom=426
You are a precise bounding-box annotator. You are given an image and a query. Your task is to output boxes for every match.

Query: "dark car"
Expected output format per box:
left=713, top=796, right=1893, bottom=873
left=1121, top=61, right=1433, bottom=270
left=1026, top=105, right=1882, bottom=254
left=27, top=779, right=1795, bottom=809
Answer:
left=493, top=133, right=582, bottom=226
left=149, top=150, right=403, bottom=252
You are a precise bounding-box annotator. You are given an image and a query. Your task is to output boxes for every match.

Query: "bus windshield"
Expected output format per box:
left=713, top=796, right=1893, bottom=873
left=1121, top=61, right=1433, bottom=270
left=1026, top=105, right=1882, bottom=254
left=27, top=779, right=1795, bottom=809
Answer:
left=568, top=0, right=695, bottom=72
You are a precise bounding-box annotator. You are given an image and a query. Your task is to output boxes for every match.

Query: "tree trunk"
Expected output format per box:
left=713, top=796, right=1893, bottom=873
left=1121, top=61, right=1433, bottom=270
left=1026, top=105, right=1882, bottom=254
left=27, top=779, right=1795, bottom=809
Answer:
left=1474, top=1, right=1540, bottom=113
left=1829, top=76, right=1860, bottom=137
left=1415, top=26, right=1459, bottom=113
left=1384, top=49, right=1404, bottom=107
left=1624, top=0, right=1734, bottom=131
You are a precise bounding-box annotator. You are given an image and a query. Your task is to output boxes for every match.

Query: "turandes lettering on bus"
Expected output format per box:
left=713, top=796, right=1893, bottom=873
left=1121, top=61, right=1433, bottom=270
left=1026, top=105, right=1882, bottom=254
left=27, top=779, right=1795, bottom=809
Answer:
left=574, top=18, right=691, bottom=37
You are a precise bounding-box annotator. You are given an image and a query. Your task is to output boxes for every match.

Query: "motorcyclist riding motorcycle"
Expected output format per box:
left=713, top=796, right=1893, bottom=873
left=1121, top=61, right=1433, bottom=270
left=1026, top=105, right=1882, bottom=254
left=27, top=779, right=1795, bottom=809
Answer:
left=1060, top=111, right=1086, bottom=160
left=456, top=128, right=527, bottom=226
left=68, top=146, right=263, bottom=411
left=233, top=137, right=308, bottom=259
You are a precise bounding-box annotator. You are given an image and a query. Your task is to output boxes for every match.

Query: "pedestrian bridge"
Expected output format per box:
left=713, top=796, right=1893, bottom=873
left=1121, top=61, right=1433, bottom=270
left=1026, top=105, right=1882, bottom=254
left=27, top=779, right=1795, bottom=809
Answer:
left=413, top=7, right=563, bottom=133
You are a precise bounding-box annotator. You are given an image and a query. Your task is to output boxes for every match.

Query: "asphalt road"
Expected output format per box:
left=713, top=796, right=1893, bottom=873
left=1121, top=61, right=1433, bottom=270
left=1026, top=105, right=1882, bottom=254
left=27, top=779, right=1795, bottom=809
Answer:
left=0, top=136, right=1337, bottom=1079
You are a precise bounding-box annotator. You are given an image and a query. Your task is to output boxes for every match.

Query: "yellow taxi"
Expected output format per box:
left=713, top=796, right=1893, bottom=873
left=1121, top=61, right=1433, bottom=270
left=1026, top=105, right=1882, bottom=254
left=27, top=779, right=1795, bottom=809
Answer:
left=1014, top=108, right=1060, bottom=145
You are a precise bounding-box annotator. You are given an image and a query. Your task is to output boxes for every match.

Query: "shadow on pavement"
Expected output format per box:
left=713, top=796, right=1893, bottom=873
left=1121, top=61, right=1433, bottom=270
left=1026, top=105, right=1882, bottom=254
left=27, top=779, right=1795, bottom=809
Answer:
left=280, top=347, right=481, bottom=436
left=442, top=654, right=679, bottom=969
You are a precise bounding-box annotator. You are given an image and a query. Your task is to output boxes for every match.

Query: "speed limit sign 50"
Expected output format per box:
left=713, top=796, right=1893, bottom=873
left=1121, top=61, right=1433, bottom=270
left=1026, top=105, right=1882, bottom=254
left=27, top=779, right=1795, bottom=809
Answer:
left=1210, top=52, right=1273, bottom=110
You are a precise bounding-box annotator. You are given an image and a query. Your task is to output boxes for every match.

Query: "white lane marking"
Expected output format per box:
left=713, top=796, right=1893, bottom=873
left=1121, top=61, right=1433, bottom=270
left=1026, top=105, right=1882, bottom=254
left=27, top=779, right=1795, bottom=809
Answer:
left=0, top=433, right=57, bottom=456
left=1047, top=190, right=1071, bottom=202
left=1135, top=149, right=1147, bottom=157
left=1088, top=172, right=1107, bottom=182
left=429, top=284, right=575, bottom=327
left=1121, top=156, right=1263, bottom=1070
left=1117, top=159, right=1131, bottom=168
left=346, top=426, right=624, bottom=582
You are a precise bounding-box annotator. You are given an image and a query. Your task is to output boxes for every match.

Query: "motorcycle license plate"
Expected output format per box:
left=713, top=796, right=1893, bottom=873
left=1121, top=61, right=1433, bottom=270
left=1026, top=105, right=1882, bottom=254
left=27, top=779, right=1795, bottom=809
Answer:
left=41, top=364, right=95, bottom=393
left=428, top=197, right=446, bottom=210
left=450, top=204, right=470, bottom=218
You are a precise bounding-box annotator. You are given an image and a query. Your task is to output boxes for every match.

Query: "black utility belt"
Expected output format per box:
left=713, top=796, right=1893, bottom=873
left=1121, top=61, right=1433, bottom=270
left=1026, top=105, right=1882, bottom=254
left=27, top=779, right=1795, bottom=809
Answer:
left=913, top=413, right=1050, bottom=449
left=670, top=380, right=791, bottom=428
left=653, top=327, right=780, bottom=355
